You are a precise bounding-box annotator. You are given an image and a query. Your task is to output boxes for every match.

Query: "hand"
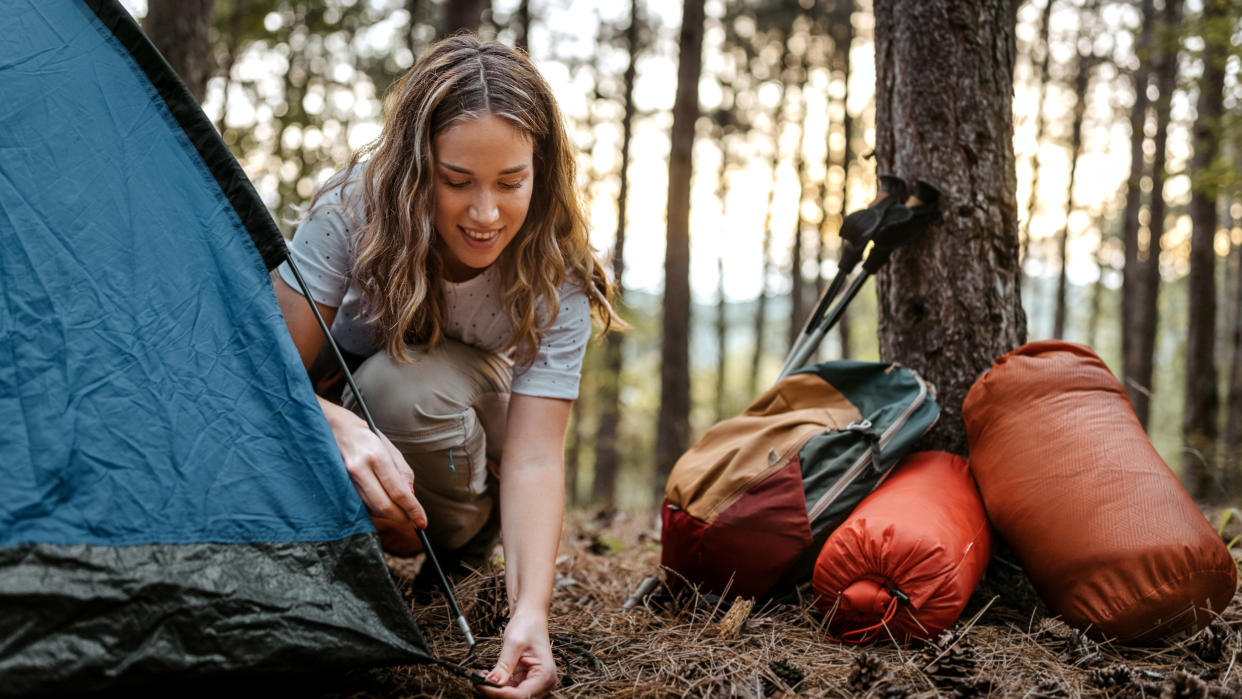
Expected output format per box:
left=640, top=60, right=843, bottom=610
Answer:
left=318, top=398, right=427, bottom=528
left=480, top=609, right=557, bottom=698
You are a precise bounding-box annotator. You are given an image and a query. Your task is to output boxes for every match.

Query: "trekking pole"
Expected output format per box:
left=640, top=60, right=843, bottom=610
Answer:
left=778, top=180, right=942, bottom=380
left=782, top=175, right=907, bottom=378
left=282, top=255, right=477, bottom=650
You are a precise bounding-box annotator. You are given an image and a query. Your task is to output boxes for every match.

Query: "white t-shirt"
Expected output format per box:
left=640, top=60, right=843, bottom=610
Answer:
left=276, top=181, right=592, bottom=400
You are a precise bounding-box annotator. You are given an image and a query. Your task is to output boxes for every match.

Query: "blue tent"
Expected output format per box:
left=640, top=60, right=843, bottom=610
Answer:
left=0, top=1, right=433, bottom=693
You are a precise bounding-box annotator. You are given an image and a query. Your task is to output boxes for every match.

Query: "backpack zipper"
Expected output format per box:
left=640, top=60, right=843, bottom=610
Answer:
left=806, top=372, right=929, bottom=523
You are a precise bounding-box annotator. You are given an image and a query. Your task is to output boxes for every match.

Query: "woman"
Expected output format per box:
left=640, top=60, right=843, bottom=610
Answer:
left=274, top=34, right=621, bottom=698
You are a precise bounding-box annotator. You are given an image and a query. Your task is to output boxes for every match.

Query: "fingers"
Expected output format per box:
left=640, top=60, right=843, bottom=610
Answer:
left=378, top=434, right=428, bottom=527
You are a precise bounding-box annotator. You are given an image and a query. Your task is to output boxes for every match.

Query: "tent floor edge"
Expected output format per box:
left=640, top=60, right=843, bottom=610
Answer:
left=0, top=533, right=430, bottom=696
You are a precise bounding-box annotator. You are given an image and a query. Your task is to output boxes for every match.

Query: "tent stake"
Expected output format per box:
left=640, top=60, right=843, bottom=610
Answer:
left=281, top=254, right=476, bottom=650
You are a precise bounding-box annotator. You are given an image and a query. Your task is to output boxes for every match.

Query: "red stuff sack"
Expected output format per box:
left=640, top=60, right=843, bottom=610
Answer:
left=963, top=341, right=1237, bottom=642
left=812, top=451, right=993, bottom=643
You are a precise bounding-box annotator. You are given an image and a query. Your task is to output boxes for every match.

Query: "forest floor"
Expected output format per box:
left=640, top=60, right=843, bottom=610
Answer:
left=318, top=509, right=1242, bottom=698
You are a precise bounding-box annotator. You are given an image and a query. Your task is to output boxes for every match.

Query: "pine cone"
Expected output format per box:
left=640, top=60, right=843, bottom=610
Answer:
left=921, top=639, right=977, bottom=686
left=1088, top=664, right=1136, bottom=690
left=1188, top=622, right=1231, bottom=664
left=1058, top=627, right=1102, bottom=667
left=466, top=571, right=509, bottom=639
left=882, top=684, right=916, bottom=699
left=1034, top=678, right=1071, bottom=697
left=846, top=652, right=891, bottom=694
left=766, top=658, right=805, bottom=693
left=1160, top=670, right=1209, bottom=699
left=952, top=677, right=996, bottom=698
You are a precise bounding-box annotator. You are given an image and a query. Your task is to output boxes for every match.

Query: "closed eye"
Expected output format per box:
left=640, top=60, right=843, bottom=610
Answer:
left=443, top=178, right=469, bottom=188
left=500, top=180, right=525, bottom=190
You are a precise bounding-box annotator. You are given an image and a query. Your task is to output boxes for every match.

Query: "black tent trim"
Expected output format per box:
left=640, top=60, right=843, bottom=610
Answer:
left=84, top=0, right=289, bottom=271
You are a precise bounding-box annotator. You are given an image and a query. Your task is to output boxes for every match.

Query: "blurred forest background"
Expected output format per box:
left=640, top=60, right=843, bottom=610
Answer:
left=127, top=0, right=1242, bottom=510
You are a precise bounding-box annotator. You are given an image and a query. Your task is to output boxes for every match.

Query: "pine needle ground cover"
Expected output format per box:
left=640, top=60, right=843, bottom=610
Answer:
left=319, top=511, right=1238, bottom=697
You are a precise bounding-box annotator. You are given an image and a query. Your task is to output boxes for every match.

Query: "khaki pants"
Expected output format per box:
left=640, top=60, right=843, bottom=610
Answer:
left=342, top=339, right=511, bottom=552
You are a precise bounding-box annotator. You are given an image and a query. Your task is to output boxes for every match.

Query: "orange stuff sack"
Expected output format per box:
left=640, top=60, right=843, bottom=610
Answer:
left=963, top=341, right=1237, bottom=642
left=812, top=451, right=993, bottom=643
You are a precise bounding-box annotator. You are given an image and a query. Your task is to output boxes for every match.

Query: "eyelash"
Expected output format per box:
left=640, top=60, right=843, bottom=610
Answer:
left=443, top=179, right=524, bottom=190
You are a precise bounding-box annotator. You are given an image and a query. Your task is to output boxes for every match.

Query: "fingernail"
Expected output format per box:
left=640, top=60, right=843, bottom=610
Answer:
left=487, top=673, right=501, bottom=683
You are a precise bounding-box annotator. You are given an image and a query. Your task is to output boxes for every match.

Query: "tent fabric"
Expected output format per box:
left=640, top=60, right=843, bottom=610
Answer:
left=963, top=341, right=1237, bottom=642
left=812, top=451, right=994, bottom=643
left=0, top=1, right=429, bottom=693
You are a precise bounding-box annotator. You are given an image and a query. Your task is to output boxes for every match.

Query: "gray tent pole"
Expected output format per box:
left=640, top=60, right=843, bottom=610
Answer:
left=281, top=254, right=476, bottom=650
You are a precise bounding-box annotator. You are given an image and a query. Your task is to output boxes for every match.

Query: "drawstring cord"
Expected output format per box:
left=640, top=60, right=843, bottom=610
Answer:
left=836, top=587, right=908, bottom=644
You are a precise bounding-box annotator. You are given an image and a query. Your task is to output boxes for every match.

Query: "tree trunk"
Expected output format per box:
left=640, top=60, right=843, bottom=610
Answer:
left=654, top=0, right=704, bottom=498
left=716, top=253, right=729, bottom=422
left=515, top=0, right=531, bottom=52
left=1052, top=53, right=1091, bottom=340
left=1223, top=211, right=1242, bottom=496
left=748, top=53, right=788, bottom=398
left=1086, top=209, right=1110, bottom=350
left=144, top=0, right=215, bottom=103
left=834, top=11, right=854, bottom=359
left=1129, top=0, right=1182, bottom=430
left=442, top=0, right=483, bottom=37
left=873, top=0, right=1026, bottom=455
left=213, top=0, right=246, bottom=137
left=1121, top=0, right=1156, bottom=412
left=565, top=387, right=584, bottom=506
left=592, top=0, right=639, bottom=508
left=1182, top=0, right=1228, bottom=501
left=789, top=90, right=810, bottom=352
left=1019, top=0, right=1056, bottom=270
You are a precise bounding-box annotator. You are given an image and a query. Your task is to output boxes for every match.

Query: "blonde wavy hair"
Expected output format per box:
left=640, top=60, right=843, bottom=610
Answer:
left=310, top=34, right=622, bottom=364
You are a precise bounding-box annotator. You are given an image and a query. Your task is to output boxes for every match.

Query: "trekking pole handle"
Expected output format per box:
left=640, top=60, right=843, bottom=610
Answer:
left=281, top=254, right=476, bottom=650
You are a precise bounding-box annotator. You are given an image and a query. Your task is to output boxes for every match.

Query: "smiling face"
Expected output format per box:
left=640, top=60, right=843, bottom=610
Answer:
left=432, top=113, right=535, bottom=282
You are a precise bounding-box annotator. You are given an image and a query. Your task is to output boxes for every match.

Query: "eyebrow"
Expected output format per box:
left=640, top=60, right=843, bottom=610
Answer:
left=439, top=162, right=530, bottom=176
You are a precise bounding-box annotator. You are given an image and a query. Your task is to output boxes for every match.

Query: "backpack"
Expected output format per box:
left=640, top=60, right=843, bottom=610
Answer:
left=660, top=360, right=940, bottom=599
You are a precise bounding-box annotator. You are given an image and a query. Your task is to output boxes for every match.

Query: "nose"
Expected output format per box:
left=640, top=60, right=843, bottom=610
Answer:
left=468, top=190, right=499, bottom=226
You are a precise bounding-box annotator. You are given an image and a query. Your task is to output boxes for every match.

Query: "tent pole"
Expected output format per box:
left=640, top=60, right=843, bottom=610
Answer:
left=280, top=255, right=476, bottom=650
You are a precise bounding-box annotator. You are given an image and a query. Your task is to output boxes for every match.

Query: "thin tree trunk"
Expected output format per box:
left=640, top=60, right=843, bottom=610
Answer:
left=835, top=12, right=854, bottom=360
left=144, top=0, right=215, bottom=103
left=789, top=89, right=810, bottom=352
left=654, top=0, right=704, bottom=498
left=515, top=0, right=531, bottom=52
left=715, top=135, right=732, bottom=423
left=1019, top=0, right=1056, bottom=269
left=592, top=0, right=639, bottom=508
left=748, top=54, right=788, bottom=398
left=214, top=0, right=246, bottom=136
left=1182, top=0, right=1228, bottom=501
left=1131, top=0, right=1182, bottom=429
left=442, top=0, right=483, bottom=37
left=1122, top=0, right=1156, bottom=410
left=1223, top=207, right=1242, bottom=496
left=1086, top=208, right=1106, bottom=349
left=1053, top=54, right=1091, bottom=340
left=873, top=0, right=1026, bottom=455
left=563, top=380, right=584, bottom=504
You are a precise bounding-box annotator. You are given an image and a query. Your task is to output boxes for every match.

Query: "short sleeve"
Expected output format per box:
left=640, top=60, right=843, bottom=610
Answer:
left=511, top=284, right=593, bottom=400
left=275, top=203, right=354, bottom=308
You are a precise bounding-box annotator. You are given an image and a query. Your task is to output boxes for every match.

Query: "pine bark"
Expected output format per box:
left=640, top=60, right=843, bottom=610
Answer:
left=144, top=0, right=215, bottom=103
left=592, top=0, right=639, bottom=508
left=788, top=88, right=810, bottom=352
left=1121, top=0, right=1156, bottom=411
left=873, top=0, right=1026, bottom=455
left=1052, top=53, right=1091, bottom=340
left=654, top=0, right=704, bottom=496
left=1131, top=0, right=1182, bottom=429
left=1182, top=0, right=1228, bottom=500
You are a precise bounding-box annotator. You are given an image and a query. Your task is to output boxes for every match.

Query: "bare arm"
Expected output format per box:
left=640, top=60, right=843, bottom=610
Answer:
left=483, top=393, right=570, bottom=697
left=274, top=275, right=426, bottom=528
